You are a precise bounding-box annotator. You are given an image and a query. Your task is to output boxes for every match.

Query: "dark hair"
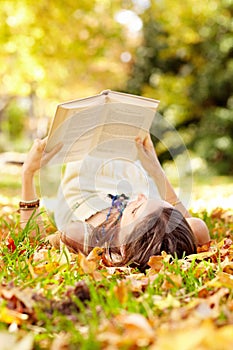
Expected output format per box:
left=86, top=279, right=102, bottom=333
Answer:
left=89, top=207, right=197, bottom=271
left=120, top=207, right=197, bottom=271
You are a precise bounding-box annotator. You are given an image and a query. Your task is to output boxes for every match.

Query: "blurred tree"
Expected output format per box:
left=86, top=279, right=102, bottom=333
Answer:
left=0, top=0, right=130, bottom=101
left=2, top=100, right=25, bottom=140
left=0, top=0, right=136, bottom=149
left=190, top=1, right=233, bottom=175
left=126, top=0, right=233, bottom=174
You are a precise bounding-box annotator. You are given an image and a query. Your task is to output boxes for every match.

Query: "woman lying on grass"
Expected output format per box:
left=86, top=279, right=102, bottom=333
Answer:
left=20, top=134, right=210, bottom=270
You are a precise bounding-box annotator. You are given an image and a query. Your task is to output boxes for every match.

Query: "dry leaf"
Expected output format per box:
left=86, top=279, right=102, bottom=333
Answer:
left=0, top=307, right=28, bottom=325
left=153, top=294, right=181, bottom=310
left=153, top=325, right=208, bottom=350
left=113, top=281, right=128, bottom=304
left=86, top=247, right=104, bottom=262
left=207, top=272, right=233, bottom=289
left=8, top=288, right=35, bottom=313
left=147, top=255, right=164, bottom=272
left=116, top=312, right=154, bottom=346
left=162, top=272, right=183, bottom=290
left=78, top=252, right=97, bottom=274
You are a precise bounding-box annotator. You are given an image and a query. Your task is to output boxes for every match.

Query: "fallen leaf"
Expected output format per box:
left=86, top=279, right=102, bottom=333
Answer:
left=162, top=272, right=183, bottom=290
left=147, top=255, right=164, bottom=272
left=0, top=307, right=28, bottom=325
left=7, top=237, right=16, bottom=252
left=117, top=312, right=154, bottom=336
left=153, top=294, right=181, bottom=310
left=34, top=261, right=60, bottom=275
left=113, top=281, right=128, bottom=304
left=1, top=287, right=35, bottom=314
left=78, top=252, right=97, bottom=274
left=152, top=324, right=208, bottom=350
left=207, top=272, right=233, bottom=289
left=86, top=247, right=104, bottom=262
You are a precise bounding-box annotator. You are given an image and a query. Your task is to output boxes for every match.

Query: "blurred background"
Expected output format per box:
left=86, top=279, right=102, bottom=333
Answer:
left=0, top=0, right=232, bottom=210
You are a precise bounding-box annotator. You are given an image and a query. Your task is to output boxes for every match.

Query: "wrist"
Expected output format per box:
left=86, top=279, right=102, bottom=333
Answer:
left=150, top=167, right=165, bottom=180
left=22, top=164, right=36, bottom=178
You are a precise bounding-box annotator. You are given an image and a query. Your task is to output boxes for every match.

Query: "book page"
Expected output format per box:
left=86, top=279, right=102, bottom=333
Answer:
left=46, top=105, right=105, bottom=164
left=46, top=92, right=159, bottom=165
left=106, top=90, right=159, bottom=109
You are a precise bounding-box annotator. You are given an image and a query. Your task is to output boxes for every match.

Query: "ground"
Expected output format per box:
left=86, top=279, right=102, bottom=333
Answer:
left=0, top=163, right=232, bottom=349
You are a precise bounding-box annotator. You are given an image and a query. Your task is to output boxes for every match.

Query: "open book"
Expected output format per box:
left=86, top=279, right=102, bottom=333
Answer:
left=45, top=90, right=160, bottom=165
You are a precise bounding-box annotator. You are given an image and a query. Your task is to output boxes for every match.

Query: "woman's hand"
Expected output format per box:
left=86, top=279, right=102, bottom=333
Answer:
left=23, top=137, right=63, bottom=175
left=135, top=134, right=163, bottom=176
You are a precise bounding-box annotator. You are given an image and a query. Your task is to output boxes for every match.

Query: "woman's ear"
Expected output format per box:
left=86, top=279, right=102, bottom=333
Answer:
left=186, top=218, right=210, bottom=246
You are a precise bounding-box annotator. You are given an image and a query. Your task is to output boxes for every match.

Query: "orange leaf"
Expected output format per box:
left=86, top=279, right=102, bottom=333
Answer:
left=78, top=252, right=97, bottom=274
left=7, top=237, right=16, bottom=252
left=86, top=247, right=104, bottom=262
left=148, top=255, right=164, bottom=272
left=114, top=281, right=129, bottom=304
left=162, top=272, right=183, bottom=290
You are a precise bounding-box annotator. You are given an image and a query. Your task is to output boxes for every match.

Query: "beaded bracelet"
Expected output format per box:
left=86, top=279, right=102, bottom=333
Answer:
left=19, top=199, right=40, bottom=210
left=20, top=198, right=39, bottom=204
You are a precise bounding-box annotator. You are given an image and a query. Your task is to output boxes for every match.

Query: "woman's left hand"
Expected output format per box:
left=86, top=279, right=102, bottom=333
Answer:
left=23, top=137, right=63, bottom=175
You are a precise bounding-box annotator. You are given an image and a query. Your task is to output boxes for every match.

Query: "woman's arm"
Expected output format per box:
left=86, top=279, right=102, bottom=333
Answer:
left=20, top=138, right=62, bottom=236
left=135, top=135, right=210, bottom=245
left=135, top=135, right=190, bottom=217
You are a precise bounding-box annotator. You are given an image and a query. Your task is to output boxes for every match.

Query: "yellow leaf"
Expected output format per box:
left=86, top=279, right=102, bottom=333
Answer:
left=114, top=281, right=128, bottom=304
left=0, top=307, right=28, bottom=325
left=78, top=252, right=97, bottom=274
left=188, top=249, right=217, bottom=261
left=154, top=325, right=208, bottom=350
left=153, top=293, right=181, bottom=310
left=86, top=247, right=104, bottom=262
left=34, top=261, right=59, bottom=275
left=207, top=272, right=233, bottom=289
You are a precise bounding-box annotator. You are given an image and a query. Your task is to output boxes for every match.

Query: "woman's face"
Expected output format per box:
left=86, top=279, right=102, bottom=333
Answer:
left=120, top=194, right=172, bottom=235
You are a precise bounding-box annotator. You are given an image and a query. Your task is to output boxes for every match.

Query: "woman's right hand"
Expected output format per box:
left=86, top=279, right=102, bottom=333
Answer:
left=23, top=137, right=63, bottom=175
left=135, top=134, right=163, bottom=176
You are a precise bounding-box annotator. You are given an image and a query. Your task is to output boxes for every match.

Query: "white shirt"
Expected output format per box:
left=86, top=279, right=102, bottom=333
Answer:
left=54, top=156, right=160, bottom=230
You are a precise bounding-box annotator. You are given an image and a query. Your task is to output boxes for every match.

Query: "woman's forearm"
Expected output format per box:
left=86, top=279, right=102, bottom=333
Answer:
left=20, top=167, right=44, bottom=234
left=19, top=138, right=62, bottom=236
left=135, top=135, right=191, bottom=218
left=21, top=168, right=37, bottom=200
left=150, top=167, right=191, bottom=218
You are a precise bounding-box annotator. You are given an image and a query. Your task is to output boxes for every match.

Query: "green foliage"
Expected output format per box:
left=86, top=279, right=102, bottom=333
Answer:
left=0, top=0, right=128, bottom=100
left=189, top=2, right=233, bottom=174
left=126, top=0, right=233, bottom=175
left=0, top=0, right=136, bottom=150
left=193, top=108, right=233, bottom=175
left=1, top=100, right=25, bottom=140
